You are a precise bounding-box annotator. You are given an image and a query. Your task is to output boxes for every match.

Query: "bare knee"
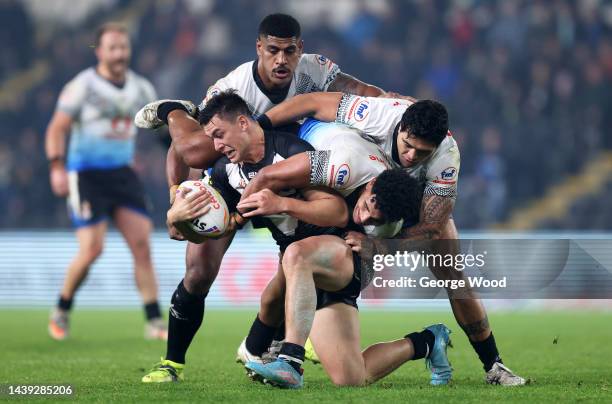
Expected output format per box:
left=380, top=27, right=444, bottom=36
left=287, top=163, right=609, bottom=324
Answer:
left=328, top=370, right=366, bottom=387
left=282, top=241, right=315, bottom=275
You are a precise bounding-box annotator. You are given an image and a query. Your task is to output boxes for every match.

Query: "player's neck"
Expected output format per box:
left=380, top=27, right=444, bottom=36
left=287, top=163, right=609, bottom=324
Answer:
left=96, top=63, right=126, bottom=85
left=243, top=128, right=266, bottom=164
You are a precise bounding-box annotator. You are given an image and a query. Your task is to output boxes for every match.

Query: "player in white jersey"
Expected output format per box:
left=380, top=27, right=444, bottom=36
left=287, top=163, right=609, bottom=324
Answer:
left=135, top=14, right=389, bottom=383
left=45, top=23, right=167, bottom=342
left=253, top=92, right=526, bottom=386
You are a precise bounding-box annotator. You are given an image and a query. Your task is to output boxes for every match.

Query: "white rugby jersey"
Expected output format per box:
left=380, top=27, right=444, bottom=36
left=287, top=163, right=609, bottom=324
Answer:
left=56, top=67, right=157, bottom=171
left=299, top=120, right=403, bottom=237
left=335, top=94, right=461, bottom=199
left=199, top=53, right=340, bottom=117
left=299, top=120, right=393, bottom=197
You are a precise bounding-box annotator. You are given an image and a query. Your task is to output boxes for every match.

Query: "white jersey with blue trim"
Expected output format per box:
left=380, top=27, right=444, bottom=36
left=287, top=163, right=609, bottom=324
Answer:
left=299, top=119, right=403, bottom=237
left=56, top=67, right=157, bottom=171
left=335, top=94, right=461, bottom=199
left=199, top=54, right=340, bottom=117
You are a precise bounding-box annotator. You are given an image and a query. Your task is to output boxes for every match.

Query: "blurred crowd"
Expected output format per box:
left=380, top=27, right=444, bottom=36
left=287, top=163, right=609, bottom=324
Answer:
left=1, top=0, right=611, bottom=229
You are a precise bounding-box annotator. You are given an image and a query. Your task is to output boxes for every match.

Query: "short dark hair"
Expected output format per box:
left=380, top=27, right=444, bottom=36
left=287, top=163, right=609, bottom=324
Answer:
left=198, top=90, right=253, bottom=125
left=372, top=168, right=422, bottom=223
left=95, top=22, right=128, bottom=48
left=258, top=13, right=301, bottom=39
left=400, top=100, right=449, bottom=147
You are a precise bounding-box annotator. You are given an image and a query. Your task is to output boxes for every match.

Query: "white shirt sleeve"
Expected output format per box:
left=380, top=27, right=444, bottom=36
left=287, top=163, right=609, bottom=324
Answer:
left=335, top=94, right=410, bottom=143
left=200, top=75, right=233, bottom=108
left=424, top=137, right=461, bottom=199
left=56, top=74, right=88, bottom=119
left=300, top=54, right=341, bottom=92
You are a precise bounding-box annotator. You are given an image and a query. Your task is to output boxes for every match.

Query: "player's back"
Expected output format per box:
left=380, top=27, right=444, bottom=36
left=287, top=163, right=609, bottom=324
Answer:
left=298, top=119, right=394, bottom=197
left=58, top=67, right=156, bottom=171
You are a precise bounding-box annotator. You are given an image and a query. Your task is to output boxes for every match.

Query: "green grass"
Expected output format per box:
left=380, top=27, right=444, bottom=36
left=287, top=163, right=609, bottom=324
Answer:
left=1, top=310, right=611, bottom=403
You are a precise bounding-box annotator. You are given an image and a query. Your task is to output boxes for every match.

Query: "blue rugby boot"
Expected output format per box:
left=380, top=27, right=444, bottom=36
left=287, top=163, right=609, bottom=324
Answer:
left=425, top=323, right=453, bottom=385
left=245, top=358, right=303, bottom=389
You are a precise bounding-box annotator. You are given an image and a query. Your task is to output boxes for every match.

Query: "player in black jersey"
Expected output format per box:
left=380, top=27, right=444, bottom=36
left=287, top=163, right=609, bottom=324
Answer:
left=144, top=91, right=412, bottom=382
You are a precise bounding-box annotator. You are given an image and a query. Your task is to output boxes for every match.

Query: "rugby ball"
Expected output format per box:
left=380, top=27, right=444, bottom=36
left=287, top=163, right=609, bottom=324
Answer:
left=177, top=179, right=230, bottom=237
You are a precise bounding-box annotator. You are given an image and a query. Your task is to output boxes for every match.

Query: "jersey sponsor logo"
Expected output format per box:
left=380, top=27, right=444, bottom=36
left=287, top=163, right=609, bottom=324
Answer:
left=334, top=164, right=351, bottom=187
left=434, top=167, right=457, bottom=184
left=350, top=99, right=370, bottom=122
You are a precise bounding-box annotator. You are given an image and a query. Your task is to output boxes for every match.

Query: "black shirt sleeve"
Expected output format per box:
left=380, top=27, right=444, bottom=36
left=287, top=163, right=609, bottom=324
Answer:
left=209, top=158, right=240, bottom=212
left=267, top=130, right=314, bottom=158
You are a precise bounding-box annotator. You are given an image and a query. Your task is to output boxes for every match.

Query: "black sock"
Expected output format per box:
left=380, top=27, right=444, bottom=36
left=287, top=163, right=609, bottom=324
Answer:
left=157, top=102, right=189, bottom=124
left=273, top=322, right=285, bottom=341
left=278, top=342, right=305, bottom=372
left=470, top=332, right=502, bottom=372
left=144, top=301, right=162, bottom=321
left=58, top=296, right=73, bottom=311
left=405, top=329, right=435, bottom=360
left=245, top=315, right=277, bottom=356
left=165, top=280, right=206, bottom=364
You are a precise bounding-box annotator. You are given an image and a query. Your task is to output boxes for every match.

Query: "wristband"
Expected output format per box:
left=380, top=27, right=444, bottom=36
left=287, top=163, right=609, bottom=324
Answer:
left=158, top=102, right=189, bottom=124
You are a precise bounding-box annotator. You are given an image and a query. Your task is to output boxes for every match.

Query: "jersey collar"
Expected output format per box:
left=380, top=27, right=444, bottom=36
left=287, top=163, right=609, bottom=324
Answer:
left=252, top=58, right=291, bottom=104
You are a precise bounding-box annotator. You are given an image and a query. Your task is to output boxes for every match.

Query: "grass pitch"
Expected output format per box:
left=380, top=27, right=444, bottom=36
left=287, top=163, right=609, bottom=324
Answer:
left=1, top=309, right=610, bottom=403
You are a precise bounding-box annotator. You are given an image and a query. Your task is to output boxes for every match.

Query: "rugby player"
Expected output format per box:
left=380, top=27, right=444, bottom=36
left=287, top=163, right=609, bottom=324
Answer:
left=135, top=13, right=388, bottom=381
left=250, top=92, right=526, bottom=385
left=45, top=23, right=166, bottom=340
left=142, top=91, right=426, bottom=383
left=223, top=110, right=456, bottom=388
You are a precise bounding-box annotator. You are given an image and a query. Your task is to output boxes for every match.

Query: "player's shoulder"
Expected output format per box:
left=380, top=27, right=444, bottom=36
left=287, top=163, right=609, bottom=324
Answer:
left=127, top=69, right=153, bottom=86
left=428, top=133, right=460, bottom=170
left=127, top=69, right=156, bottom=93
left=438, top=133, right=459, bottom=155
left=266, top=130, right=313, bottom=154
left=68, top=67, right=95, bottom=86
left=298, top=53, right=339, bottom=71
left=298, top=53, right=333, bottom=67
left=217, top=59, right=255, bottom=86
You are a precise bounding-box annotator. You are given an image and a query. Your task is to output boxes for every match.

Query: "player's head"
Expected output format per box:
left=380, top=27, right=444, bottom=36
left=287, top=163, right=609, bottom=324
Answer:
left=256, top=13, right=303, bottom=89
left=397, top=100, right=449, bottom=168
left=199, top=90, right=259, bottom=163
left=353, top=168, right=422, bottom=226
left=94, top=22, right=131, bottom=78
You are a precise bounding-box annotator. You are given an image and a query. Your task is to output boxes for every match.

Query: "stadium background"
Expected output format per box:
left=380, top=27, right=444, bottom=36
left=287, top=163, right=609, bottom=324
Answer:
left=1, top=0, right=611, bottom=311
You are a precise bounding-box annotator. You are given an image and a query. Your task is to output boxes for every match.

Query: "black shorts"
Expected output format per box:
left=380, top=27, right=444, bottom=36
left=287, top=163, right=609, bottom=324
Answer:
left=67, top=166, right=150, bottom=227
left=316, top=251, right=361, bottom=311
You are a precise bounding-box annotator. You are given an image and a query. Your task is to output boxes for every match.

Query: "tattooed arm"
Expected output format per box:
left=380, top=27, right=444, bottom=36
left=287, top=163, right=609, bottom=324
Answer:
left=397, top=194, right=455, bottom=240
left=327, top=72, right=385, bottom=97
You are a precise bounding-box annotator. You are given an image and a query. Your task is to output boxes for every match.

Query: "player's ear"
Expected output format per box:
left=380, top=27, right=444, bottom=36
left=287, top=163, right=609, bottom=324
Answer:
left=366, top=177, right=376, bottom=190
left=297, top=39, right=304, bottom=54
left=238, top=115, right=249, bottom=131
left=256, top=37, right=263, bottom=57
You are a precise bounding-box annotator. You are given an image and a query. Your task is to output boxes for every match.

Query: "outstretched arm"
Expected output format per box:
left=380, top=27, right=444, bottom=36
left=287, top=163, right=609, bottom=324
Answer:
left=240, top=152, right=312, bottom=202
left=263, top=92, right=343, bottom=128
left=327, top=72, right=384, bottom=97
left=237, top=187, right=348, bottom=228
